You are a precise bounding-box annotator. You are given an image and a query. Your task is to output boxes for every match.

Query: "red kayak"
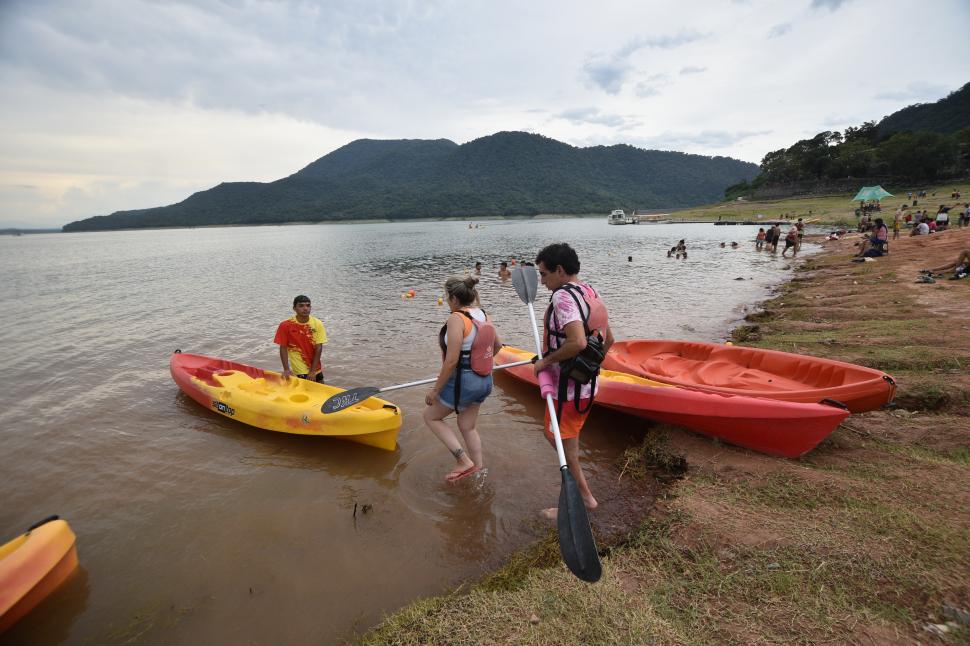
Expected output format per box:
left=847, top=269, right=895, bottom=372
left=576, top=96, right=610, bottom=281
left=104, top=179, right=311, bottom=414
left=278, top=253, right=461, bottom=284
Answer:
left=496, top=346, right=849, bottom=458
left=602, top=340, right=895, bottom=413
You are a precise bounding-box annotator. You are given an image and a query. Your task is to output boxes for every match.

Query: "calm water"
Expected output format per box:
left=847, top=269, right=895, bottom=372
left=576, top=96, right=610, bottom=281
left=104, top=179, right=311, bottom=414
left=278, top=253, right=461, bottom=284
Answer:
left=0, top=219, right=806, bottom=644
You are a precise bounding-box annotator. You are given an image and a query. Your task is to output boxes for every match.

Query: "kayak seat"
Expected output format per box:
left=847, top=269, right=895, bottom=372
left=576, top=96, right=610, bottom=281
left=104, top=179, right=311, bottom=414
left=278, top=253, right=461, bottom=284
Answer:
left=193, top=366, right=223, bottom=386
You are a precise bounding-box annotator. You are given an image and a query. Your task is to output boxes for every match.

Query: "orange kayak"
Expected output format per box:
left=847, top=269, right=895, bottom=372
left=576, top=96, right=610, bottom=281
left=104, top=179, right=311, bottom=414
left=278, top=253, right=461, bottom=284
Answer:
left=496, top=346, right=849, bottom=458
left=603, top=340, right=895, bottom=413
left=0, top=517, right=79, bottom=633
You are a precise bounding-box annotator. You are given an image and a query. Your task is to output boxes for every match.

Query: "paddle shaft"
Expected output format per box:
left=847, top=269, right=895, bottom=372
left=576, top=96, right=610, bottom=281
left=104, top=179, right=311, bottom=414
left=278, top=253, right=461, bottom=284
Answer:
left=376, top=358, right=533, bottom=394
left=526, top=302, right=569, bottom=470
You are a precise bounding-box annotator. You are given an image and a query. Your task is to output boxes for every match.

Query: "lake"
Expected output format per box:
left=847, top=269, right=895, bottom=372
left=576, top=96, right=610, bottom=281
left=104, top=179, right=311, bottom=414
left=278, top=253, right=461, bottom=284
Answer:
left=0, top=218, right=806, bottom=644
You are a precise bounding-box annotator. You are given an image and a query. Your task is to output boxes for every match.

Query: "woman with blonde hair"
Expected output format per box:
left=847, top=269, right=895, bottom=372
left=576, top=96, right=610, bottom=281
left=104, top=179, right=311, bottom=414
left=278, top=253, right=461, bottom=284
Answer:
left=424, top=276, right=503, bottom=483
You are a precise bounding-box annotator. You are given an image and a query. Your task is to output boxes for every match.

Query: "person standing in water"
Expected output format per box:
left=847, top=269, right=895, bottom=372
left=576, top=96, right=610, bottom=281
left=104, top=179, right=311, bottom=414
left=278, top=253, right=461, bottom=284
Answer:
left=533, top=243, right=614, bottom=519
left=423, top=276, right=502, bottom=483
left=275, top=295, right=327, bottom=382
left=498, top=261, right=512, bottom=280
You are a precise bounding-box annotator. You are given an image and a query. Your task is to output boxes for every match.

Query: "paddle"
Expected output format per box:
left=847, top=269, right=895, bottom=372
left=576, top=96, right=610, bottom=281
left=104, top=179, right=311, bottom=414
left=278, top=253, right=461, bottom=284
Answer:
left=320, top=359, right=534, bottom=413
left=511, top=264, right=602, bottom=583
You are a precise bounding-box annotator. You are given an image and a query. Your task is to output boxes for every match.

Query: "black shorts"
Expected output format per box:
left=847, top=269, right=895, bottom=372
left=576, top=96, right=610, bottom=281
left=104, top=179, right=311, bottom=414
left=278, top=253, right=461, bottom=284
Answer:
left=298, top=373, right=325, bottom=384
left=785, top=239, right=795, bottom=249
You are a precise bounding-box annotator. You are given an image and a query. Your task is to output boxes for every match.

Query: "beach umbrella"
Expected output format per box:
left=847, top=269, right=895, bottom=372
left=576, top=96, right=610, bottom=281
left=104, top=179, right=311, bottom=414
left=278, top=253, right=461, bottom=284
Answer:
left=852, top=186, right=893, bottom=201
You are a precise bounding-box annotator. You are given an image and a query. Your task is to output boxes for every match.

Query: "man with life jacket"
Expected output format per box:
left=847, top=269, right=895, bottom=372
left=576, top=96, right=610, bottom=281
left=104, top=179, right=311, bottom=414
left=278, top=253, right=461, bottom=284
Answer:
left=423, top=276, right=503, bottom=483
left=532, top=243, right=614, bottom=518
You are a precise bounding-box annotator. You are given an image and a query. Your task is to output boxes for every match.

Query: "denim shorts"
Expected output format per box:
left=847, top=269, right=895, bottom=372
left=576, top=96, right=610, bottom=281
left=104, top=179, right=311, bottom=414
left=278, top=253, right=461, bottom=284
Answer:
left=437, top=367, right=493, bottom=411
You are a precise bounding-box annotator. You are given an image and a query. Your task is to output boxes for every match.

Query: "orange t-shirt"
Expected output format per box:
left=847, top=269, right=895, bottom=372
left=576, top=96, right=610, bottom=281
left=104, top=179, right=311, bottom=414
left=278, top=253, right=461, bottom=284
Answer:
left=274, top=316, right=327, bottom=375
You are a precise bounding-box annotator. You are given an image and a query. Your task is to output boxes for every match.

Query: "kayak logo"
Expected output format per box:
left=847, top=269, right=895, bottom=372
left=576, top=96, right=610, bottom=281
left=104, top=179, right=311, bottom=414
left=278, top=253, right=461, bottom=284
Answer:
left=324, top=392, right=359, bottom=413
left=212, top=401, right=235, bottom=417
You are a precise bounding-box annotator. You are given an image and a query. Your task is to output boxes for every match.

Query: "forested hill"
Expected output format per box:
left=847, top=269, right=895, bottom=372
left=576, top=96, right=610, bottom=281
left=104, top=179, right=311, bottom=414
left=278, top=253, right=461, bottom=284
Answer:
left=878, top=82, right=970, bottom=137
left=62, top=132, right=758, bottom=231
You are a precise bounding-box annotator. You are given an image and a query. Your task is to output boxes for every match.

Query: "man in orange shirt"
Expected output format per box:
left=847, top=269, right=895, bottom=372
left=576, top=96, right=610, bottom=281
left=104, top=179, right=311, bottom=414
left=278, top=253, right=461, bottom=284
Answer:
left=274, top=295, right=328, bottom=382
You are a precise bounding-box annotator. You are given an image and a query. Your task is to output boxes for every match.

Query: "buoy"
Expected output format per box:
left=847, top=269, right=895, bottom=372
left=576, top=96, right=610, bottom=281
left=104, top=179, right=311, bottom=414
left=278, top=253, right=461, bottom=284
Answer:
left=437, top=297, right=443, bottom=305
left=408, top=289, right=416, bottom=296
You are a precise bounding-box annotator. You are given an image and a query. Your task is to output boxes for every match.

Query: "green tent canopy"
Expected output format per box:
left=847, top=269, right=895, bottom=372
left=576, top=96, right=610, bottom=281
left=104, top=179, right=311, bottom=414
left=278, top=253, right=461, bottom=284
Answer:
left=852, top=185, right=893, bottom=201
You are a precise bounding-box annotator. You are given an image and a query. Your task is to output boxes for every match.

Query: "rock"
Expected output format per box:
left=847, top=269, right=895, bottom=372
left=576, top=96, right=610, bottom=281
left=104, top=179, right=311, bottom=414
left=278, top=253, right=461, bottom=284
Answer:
left=735, top=277, right=745, bottom=280
left=529, top=613, right=540, bottom=625
left=767, top=562, right=781, bottom=570
left=924, top=623, right=949, bottom=636
left=943, top=603, right=970, bottom=625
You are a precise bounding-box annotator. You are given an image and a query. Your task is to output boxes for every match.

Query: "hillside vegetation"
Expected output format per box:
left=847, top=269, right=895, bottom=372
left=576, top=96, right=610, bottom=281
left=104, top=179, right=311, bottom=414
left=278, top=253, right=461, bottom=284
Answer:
left=728, top=82, right=970, bottom=199
left=62, top=132, right=757, bottom=232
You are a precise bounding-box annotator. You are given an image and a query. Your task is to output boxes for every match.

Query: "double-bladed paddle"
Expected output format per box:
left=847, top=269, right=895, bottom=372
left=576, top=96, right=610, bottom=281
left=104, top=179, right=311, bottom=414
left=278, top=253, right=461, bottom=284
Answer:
left=511, top=264, right=602, bottom=583
left=320, top=359, right=534, bottom=413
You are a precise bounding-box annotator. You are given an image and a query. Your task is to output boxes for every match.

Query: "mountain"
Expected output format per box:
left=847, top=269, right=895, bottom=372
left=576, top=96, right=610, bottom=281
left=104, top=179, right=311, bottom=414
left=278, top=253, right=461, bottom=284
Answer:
left=63, top=132, right=759, bottom=231
left=878, top=82, right=970, bottom=138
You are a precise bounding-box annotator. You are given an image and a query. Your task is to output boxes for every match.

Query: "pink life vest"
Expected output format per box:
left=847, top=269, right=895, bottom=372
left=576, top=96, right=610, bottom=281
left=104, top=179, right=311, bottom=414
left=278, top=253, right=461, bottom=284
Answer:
left=438, top=308, right=496, bottom=377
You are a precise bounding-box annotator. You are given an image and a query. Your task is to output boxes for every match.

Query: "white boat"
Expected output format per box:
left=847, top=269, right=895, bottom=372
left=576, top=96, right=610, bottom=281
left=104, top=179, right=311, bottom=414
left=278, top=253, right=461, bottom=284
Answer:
left=633, top=213, right=671, bottom=224
left=608, top=209, right=630, bottom=225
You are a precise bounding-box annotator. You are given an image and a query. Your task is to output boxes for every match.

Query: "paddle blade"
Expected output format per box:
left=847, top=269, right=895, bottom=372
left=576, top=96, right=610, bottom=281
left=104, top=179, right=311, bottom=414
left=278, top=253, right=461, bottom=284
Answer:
left=511, top=265, right=539, bottom=304
left=557, top=467, right=602, bottom=583
left=321, top=387, right=381, bottom=413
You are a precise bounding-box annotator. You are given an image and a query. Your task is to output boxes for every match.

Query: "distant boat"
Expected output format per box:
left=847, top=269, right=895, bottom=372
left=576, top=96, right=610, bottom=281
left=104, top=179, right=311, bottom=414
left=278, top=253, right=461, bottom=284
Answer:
left=608, top=209, right=631, bottom=225
left=633, top=213, right=671, bottom=224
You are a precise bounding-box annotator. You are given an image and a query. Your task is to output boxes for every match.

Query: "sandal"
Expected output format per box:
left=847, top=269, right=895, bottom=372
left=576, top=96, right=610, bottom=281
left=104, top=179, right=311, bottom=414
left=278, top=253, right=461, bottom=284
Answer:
left=445, top=465, right=480, bottom=483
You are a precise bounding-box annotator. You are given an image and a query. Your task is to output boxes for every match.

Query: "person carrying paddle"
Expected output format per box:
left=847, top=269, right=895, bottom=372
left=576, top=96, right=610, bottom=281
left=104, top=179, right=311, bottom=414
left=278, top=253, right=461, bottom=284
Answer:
left=423, top=276, right=502, bottom=483
left=532, top=243, right=615, bottom=518
left=275, top=295, right=327, bottom=382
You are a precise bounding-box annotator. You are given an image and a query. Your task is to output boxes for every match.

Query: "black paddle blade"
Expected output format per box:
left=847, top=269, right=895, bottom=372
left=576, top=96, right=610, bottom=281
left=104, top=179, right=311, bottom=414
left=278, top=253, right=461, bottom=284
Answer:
left=511, top=265, right=539, bottom=304
left=557, top=467, right=602, bottom=583
left=321, top=387, right=381, bottom=413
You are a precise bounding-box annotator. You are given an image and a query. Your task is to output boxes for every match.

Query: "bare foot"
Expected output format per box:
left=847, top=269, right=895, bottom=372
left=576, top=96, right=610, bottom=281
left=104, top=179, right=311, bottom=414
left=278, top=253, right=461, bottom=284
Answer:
left=538, top=507, right=557, bottom=521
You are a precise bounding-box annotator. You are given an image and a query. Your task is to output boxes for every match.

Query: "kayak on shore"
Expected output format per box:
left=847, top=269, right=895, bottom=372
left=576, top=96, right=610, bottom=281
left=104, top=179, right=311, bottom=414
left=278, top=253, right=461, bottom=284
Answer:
left=496, top=346, right=850, bottom=458
left=0, top=516, right=79, bottom=634
left=603, top=339, right=895, bottom=413
left=170, top=352, right=402, bottom=451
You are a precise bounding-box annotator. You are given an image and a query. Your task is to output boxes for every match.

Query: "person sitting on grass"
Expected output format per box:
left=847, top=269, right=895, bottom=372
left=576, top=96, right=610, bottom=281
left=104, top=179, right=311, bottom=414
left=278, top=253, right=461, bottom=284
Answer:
left=922, top=250, right=970, bottom=279
left=911, top=220, right=930, bottom=236
left=856, top=218, right=889, bottom=257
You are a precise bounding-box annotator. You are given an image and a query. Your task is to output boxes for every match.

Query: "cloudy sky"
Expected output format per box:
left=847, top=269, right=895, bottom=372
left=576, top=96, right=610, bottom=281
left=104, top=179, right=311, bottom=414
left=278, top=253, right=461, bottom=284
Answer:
left=0, top=0, right=966, bottom=228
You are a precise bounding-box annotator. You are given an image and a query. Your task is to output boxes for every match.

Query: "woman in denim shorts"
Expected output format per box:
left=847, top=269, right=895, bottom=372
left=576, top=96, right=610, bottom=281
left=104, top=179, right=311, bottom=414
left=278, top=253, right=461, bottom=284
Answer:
left=423, top=276, right=502, bottom=483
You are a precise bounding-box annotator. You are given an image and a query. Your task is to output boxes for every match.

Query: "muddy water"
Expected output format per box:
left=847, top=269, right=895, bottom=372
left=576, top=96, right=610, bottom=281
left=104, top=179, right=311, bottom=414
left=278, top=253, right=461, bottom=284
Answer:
left=0, top=219, right=802, bottom=644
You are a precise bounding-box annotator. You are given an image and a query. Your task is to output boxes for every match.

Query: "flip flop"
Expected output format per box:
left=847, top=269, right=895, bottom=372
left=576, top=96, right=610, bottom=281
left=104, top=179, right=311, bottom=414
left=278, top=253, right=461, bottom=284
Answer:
left=445, top=465, right=479, bottom=483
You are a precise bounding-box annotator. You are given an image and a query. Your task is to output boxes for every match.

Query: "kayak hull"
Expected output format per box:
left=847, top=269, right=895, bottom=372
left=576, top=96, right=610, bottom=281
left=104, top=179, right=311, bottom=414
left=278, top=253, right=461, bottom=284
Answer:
left=496, top=347, right=849, bottom=458
left=170, top=352, right=401, bottom=451
left=0, top=518, right=79, bottom=634
left=603, top=340, right=895, bottom=413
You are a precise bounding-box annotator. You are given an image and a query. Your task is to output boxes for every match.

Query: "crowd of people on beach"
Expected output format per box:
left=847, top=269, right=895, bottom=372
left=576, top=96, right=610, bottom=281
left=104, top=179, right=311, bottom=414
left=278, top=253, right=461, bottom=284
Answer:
left=274, top=243, right=612, bottom=519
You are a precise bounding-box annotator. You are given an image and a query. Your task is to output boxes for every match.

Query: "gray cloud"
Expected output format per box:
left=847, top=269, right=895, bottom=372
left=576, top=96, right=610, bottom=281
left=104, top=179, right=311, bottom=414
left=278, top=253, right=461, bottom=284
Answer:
left=768, top=23, right=792, bottom=38
left=679, top=66, right=707, bottom=75
left=811, top=0, right=851, bottom=9
left=626, top=129, right=773, bottom=151
left=874, top=82, right=951, bottom=102
left=583, top=31, right=707, bottom=94
left=556, top=107, right=635, bottom=128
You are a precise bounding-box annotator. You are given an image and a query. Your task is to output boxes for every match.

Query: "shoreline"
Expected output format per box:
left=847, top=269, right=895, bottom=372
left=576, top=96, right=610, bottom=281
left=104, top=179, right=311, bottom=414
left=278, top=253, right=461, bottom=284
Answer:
left=357, top=187, right=970, bottom=644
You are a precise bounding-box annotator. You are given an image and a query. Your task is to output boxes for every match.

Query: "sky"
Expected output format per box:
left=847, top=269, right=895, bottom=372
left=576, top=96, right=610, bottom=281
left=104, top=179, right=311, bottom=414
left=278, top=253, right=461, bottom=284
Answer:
left=0, top=0, right=966, bottom=228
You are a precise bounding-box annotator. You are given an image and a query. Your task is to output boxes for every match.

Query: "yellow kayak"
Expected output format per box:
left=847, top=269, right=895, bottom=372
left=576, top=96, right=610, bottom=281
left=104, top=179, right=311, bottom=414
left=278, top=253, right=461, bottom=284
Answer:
left=170, top=352, right=402, bottom=451
left=0, top=516, right=79, bottom=633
